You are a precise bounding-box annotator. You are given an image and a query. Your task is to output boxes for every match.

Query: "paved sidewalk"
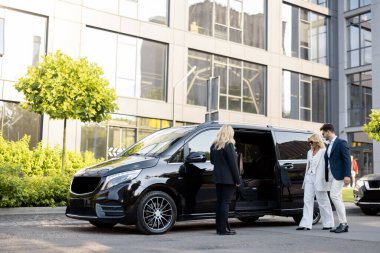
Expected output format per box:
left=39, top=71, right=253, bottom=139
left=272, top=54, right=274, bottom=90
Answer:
left=0, top=203, right=360, bottom=215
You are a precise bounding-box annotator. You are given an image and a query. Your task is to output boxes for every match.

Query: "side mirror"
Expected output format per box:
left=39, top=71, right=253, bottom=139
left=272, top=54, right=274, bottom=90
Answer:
left=185, top=152, right=206, bottom=163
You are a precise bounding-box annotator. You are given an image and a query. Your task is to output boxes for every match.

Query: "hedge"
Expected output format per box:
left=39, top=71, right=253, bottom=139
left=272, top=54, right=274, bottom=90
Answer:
left=0, top=134, right=102, bottom=207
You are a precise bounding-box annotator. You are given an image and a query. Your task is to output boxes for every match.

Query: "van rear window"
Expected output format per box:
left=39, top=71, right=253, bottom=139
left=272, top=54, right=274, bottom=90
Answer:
left=274, top=131, right=310, bottom=160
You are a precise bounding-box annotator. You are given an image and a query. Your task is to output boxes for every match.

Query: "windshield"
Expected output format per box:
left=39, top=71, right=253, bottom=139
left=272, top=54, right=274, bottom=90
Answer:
left=121, top=126, right=195, bottom=157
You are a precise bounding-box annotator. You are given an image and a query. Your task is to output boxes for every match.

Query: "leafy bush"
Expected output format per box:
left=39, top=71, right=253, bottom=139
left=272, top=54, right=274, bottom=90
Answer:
left=0, top=134, right=102, bottom=207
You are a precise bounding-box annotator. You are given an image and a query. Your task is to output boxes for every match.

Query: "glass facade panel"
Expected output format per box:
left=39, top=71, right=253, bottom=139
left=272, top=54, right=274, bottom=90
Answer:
left=85, top=27, right=168, bottom=101
left=188, top=0, right=213, bottom=36
left=187, top=50, right=212, bottom=106
left=347, top=0, right=371, bottom=11
left=282, top=3, right=328, bottom=64
left=282, top=71, right=328, bottom=122
left=0, top=101, right=41, bottom=148
left=347, top=71, right=372, bottom=127
left=346, top=12, right=371, bottom=68
left=187, top=50, right=266, bottom=115
left=189, top=0, right=266, bottom=49
left=0, top=9, right=47, bottom=81
left=81, top=114, right=177, bottom=159
left=119, top=0, right=169, bottom=25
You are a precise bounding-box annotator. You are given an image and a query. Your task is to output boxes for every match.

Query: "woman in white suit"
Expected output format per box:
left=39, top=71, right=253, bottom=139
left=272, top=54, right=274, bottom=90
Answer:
left=297, top=134, right=334, bottom=230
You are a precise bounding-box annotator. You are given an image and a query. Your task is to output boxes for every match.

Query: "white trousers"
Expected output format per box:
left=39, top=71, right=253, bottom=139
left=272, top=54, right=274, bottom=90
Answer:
left=330, top=177, right=347, bottom=224
left=299, top=174, right=334, bottom=229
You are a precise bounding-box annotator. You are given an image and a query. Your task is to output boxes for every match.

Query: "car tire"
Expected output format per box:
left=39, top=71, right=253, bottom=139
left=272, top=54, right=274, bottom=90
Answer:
left=237, top=216, right=260, bottom=223
left=136, top=191, right=177, bottom=235
left=360, top=207, right=380, bottom=216
left=312, top=207, right=321, bottom=225
left=89, top=220, right=117, bottom=228
left=292, top=208, right=320, bottom=225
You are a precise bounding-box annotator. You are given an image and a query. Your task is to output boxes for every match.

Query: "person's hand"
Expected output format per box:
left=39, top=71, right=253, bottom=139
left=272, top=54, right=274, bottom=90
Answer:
left=343, top=176, right=351, bottom=185
left=236, top=184, right=240, bottom=187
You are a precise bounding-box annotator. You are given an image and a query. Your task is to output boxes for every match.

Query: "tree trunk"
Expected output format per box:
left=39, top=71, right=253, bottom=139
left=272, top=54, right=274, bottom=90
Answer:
left=62, top=118, right=67, bottom=172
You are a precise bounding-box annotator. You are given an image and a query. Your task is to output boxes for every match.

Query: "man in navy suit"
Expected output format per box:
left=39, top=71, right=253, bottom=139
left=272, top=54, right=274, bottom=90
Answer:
left=320, top=123, right=351, bottom=233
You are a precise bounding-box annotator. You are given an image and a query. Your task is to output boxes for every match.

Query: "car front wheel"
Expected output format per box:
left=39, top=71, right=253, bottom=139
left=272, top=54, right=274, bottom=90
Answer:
left=136, top=191, right=177, bottom=234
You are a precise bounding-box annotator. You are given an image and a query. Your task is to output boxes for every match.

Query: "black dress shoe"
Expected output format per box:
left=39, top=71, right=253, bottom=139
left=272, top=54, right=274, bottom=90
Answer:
left=296, top=227, right=310, bottom=230
left=330, top=223, right=349, bottom=233
left=219, top=231, right=236, bottom=235
left=322, top=227, right=332, bottom=230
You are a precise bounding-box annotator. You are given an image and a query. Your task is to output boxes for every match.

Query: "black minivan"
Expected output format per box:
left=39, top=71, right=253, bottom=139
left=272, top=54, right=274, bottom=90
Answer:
left=66, top=122, right=320, bottom=234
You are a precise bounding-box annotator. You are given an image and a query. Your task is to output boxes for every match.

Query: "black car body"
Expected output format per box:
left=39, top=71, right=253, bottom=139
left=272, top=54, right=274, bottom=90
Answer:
left=66, top=122, right=320, bottom=234
left=354, top=173, right=380, bottom=215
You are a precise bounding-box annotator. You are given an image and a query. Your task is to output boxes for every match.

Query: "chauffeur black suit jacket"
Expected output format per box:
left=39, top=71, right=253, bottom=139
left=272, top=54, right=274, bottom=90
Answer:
left=210, top=143, right=240, bottom=185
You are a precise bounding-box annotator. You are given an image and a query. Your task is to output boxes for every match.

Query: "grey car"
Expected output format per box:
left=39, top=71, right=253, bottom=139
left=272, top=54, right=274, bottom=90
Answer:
left=354, top=173, right=380, bottom=215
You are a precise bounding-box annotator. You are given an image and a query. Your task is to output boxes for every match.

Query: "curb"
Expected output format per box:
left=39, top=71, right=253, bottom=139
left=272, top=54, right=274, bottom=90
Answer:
left=0, top=206, right=66, bottom=216
left=0, top=204, right=360, bottom=216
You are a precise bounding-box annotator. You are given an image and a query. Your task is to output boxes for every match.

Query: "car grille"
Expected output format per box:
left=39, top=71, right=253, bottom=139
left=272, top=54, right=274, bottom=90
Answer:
left=71, top=176, right=102, bottom=194
left=368, top=180, right=380, bottom=189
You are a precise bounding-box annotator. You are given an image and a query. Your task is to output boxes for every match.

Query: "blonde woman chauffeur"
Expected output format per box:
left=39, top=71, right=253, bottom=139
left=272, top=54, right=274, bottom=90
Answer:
left=297, top=134, right=334, bottom=230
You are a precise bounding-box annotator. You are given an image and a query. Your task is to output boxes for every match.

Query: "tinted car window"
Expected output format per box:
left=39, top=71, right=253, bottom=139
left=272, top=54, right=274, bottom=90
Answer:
left=274, top=131, right=310, bottom=160
left=188, top=130, right=218, bottom=161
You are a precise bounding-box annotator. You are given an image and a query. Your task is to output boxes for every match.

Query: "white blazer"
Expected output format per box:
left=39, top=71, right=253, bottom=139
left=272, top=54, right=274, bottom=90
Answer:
left=302, top=148, right=331, bottom=191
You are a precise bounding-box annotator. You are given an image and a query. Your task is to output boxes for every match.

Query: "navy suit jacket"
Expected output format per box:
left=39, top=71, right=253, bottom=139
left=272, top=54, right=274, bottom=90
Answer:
left=210, top=143, right=240, bottom=185
left=324, top=137, right=351, bottom=181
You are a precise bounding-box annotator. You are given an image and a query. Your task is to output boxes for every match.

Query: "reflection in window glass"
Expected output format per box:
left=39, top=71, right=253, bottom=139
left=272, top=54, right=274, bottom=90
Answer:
left=347, top=71, right=372, bottom=126
left=347, top=0, right=371, bottom=11
left=1, top=9, right=47, bottom=81
left=187, top=49, right=266, bottom=115
left=119, top=0, right=169, bottom=25
left=282, top=70, right=328, bottom=123
left=81, top=114, right=176, bottom=159
left=0, top=101, right=41, bottom=148
left=275, top=131, right=310, bottom=160
left=188, top=130, right=218, bottom=160
left=84, top=27, right=168, bottom=101
left=187, top=50, right=212, bottom=106
left=282, top=3, right=328, bottom=64
left=189, top=0, right=266, bottom=49
left=347, top=12, right=371, bottom=68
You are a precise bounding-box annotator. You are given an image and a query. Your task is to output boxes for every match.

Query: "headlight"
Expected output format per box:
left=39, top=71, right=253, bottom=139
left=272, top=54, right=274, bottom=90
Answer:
left=355, top=178, right=364, bottom=188
left=101, top=169, right=142, bottom=190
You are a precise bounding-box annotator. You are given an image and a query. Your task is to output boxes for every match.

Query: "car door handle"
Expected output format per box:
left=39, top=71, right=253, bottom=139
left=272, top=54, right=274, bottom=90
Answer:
left=282, top=163, right=294, bottom=170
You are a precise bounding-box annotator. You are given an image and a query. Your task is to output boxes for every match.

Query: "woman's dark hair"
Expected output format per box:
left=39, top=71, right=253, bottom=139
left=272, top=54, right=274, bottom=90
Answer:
left=320, top=123, right=335, bottom=132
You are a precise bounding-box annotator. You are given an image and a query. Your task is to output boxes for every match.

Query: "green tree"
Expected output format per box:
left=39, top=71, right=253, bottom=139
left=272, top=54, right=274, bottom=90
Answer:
left=15, top=51, right=118, bottom=170
left=364, top=109, right=380, bottom=142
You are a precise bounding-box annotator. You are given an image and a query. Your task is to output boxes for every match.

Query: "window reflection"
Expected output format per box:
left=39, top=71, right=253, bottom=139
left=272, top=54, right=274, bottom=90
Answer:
left=347, top=0, right=371, bottom=11
left=85, top=27, right=168, bottom=101
left=0, top=8, right=47, bottom=81
left=187, top=49, right=266, bottom=115
left=282, top=70, right=328, bottom=122
left=189, top=0, right=266, bottom=49
left=0, top=101, right=41, bottom=148
left=81, top=114, right=177, bottom=159
left=346, top=12, right=371, bottom=68
left=282, top=3, right=328, bottom=64
left=347, top=71, right=372, bottom=126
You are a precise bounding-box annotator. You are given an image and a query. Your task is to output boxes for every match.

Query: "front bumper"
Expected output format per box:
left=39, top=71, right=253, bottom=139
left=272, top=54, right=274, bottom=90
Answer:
left=65, top=182, right=139, bottom=224
left=354, top=184, right=380, bottom=208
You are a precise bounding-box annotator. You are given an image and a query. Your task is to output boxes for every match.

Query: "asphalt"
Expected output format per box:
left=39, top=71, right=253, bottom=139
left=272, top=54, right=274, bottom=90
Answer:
left=0, top=203, right=361, bottom=216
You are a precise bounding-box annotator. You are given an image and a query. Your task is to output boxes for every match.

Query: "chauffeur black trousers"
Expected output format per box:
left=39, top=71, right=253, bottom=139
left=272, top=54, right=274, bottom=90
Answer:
left=216, top=184, right=235, bottom=233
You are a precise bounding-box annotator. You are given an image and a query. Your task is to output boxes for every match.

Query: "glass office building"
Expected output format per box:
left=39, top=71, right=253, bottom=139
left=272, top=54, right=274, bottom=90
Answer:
left=0, top=0, right=378, bottom=174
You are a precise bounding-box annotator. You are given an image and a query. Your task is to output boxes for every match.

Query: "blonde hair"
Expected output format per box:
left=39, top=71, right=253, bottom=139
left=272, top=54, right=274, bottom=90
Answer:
left=308, top=133, right=325, bottom=149
left=214, top=125, right=235, bottom=150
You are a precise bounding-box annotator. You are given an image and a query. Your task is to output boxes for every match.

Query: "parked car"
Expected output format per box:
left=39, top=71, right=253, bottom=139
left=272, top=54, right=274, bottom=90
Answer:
left=66, top=122, right=321, bottom=234
left=354, top=173, right=380, bottom=215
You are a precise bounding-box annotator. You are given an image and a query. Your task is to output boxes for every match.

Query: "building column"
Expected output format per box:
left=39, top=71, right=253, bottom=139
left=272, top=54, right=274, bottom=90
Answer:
left=371, top=0, right=380, bottom=173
